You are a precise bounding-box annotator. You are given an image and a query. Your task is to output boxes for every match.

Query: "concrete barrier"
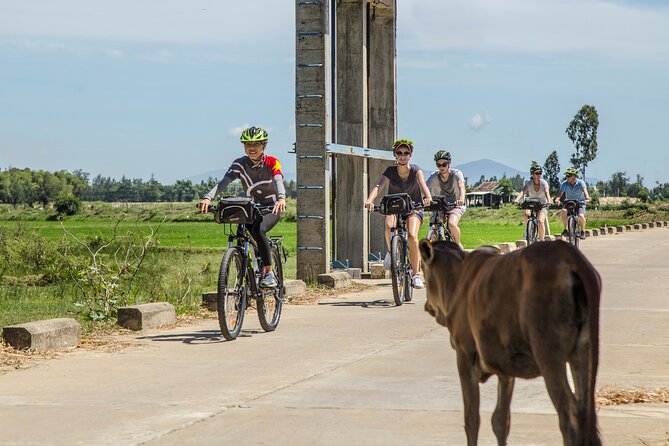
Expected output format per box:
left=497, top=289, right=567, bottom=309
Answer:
left=626, top=225, right=633, bottom=231
left=515, top=240, right=528, bottom=249
left=2, top=318, right=80, bottom=351
left=369, top=263, right=387, bottom=279
left=641, top=223, right=648, bottom=229
left=591, top=228, right=599, bottom=236
left=497, top=242, right=516, bottom=254
left=648, top=222, right=655, bottom=228
left=317, top=271, right=352, bottom=288
left=117, top=302, right=176, bottom=331
left=584, top=229, right=592, bottom=237
left=616, top=226, right=625, bottom=233
left=599, top=227, right=607, bottom=235
left=285, top=279, right=307, bottom=297
left=202, top=291, right=217, bottom=311
left=634, top=224, right=642, bottom=230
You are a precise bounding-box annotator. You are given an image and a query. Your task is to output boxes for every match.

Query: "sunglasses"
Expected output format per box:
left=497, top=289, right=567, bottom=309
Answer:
left=534, top=172, right=542, bottom=175
left=395, top=151, right=411, bottom=156
left=436, top=162, right=449, bottom=168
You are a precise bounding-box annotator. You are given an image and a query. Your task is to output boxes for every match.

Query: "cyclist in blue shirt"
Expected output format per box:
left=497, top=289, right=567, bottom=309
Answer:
left=554, top=168, right=590, bottom=239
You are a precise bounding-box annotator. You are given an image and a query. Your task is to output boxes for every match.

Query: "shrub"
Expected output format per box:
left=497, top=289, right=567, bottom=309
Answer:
left=55, top=193, right=82, bottom=216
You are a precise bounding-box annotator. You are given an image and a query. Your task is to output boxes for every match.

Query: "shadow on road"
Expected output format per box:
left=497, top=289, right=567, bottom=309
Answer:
left=317, top=299, right=413, bottom=309
left=136, top=328, right=265, bottom=344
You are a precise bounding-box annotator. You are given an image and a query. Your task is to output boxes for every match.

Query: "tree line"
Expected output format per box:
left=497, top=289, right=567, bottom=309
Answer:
left=0, top=168, right=299, bottom=206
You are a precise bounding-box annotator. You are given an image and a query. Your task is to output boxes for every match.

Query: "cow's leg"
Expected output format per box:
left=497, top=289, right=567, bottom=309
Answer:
left=456, top=351, right=481, bottom=446
left=492, top=375, right=515, bottom=445
left=539, top=360, right=579, bottom=445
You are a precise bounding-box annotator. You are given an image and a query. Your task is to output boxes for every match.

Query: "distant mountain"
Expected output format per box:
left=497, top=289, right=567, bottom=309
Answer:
left=454, top=159, right=525, bottom=185
left=187, top=169, right=296, bottom=184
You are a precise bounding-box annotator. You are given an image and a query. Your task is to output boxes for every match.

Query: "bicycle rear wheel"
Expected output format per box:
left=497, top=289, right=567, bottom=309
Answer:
left=568, top=216, right=579, bottom=248
left=217, top=248, right=248, bottom=341
left=390, top=235, right=405, bottom=306
left=257, top=246, right=284, bottom=332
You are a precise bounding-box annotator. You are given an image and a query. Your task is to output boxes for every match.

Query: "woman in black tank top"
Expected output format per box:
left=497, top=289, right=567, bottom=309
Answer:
left=364, top=139, right=432, bottom=289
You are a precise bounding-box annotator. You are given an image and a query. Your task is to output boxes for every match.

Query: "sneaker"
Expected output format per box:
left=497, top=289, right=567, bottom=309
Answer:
left=259, top=270, right=277, bottom=288
left=413, top=275, right=425, bottom=289
left=561, top=229, right=569, bottom=237
left=383, top=252, right=391, bottom=270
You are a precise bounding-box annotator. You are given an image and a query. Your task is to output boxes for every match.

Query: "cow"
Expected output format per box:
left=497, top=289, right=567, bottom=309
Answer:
left=419, top=240, right=602, bottom=446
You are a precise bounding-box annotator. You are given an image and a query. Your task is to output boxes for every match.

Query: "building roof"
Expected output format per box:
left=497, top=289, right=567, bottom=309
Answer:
left=470, top=181, right=500, bottom=193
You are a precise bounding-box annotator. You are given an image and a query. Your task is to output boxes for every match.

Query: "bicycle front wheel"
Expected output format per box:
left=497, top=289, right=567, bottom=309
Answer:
left=526, top=218, right=538, bottom=245
left=390, top=235, right=405, bottom=306
left=217, top=248, right=248, bottom=341
left=257, top=246, right=284, bottom=332
left=568, top=216, right=579, bottom=248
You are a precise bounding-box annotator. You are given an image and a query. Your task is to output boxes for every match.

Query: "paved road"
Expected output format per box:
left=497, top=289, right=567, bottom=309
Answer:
left=1, top=228, right=668, bottom=445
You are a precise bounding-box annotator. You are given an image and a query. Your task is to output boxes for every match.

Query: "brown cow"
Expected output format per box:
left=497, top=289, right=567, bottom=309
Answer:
left=419, top=240, right=602, bottom=446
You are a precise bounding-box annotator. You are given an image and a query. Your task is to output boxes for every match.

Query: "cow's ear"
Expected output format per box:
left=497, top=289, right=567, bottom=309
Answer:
left=419, top=239, right=433, bottom=263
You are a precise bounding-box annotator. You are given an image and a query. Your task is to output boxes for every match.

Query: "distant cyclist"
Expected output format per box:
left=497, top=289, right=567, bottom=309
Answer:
left=554, top=167, right=590, bottom=240
left=425, top=149, right=466, bottom=247
left=513, top=161, right=552, bottom=241
left=364, top=138, right=432, bottom=289
left=197, top=126, right=286, bottom=288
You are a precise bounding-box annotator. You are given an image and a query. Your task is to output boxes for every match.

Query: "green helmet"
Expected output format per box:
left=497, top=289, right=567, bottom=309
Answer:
left=530, top=161, right=542, bottom=174
left=392, top=138, right=414, bottom=154
left=434, top=150, right=451, bottom=163
left=240, top=126, right=269, bottom=143
left=564, top=167, right=578, bottom=178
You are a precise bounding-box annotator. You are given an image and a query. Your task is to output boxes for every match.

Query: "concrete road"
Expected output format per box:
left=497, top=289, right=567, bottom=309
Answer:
left=1, top=228, right=668, bottom=445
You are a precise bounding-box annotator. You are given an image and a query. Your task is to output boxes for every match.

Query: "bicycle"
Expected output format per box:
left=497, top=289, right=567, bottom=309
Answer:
left=519, top=199, right=546, bottom=245
left=563, top=199, right=585, bottom=248
left=207, top=197, right=286, bottom=341
left=425, top=195, right=456, bottom=242
left=375, top=193, right=423, bottom=306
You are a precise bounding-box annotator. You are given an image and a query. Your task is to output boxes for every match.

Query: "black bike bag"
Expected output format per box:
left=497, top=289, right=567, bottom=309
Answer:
left=380, top=193, right=414, bottom=215
left=521, top=199, right=544, bottom=210
left=216, top=197, right=259, bottom=224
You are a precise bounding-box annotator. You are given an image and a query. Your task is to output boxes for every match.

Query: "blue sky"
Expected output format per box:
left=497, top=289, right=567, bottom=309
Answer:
left=1, top=0, right=668, bottom=187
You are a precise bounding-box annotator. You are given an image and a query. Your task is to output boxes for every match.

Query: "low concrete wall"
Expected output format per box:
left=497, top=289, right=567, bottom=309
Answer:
left=497, top=242, right=516, bottom=254
left=117, top=302, right=176, bottom=331
left=317, top=271, right=352, bottom=288
left=515, top=240, right=527, bottom=249
left=285, top=279, right=307, bottom=298
left=2, top=318, right=80, bottom=351
left=369, top=263, right=387, bottom=279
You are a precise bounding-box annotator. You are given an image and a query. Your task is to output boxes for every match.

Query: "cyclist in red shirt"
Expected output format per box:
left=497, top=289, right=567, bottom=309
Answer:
left=198, top=126, right=286, bottom=288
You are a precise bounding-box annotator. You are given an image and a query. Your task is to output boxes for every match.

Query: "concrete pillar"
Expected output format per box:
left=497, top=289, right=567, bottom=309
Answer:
left=367, top=0, right=396, bottom=258
left=296, top=0, right=332, bottom=281
left=334, top=0, right=368, bottom=270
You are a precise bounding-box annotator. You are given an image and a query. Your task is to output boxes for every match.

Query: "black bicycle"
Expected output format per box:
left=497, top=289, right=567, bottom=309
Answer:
left=519, top=199, right=546, bottom=245
left=208, top=197, right=286, bottom=340
left=563, top=199, right=584, bottom=248
left=425, top=195, right=457, bottom=242
left=375, top=193, right=422, bottom=306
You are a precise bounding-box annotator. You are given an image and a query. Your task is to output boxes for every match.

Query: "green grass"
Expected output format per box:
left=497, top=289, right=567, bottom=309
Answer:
left=2, top=200, right=669, bottom=331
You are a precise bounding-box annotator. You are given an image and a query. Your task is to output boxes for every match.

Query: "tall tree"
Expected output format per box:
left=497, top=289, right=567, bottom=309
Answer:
left=542, top=150, right=561, bottom=196
left=608, top=171, right=629, bottom=197
left=566, top=104, right=599, bottom=183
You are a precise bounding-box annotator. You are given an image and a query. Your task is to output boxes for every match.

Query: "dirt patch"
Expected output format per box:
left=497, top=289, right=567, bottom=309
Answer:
left=288, top=282, right=373, bottom=305
left=597, top=386, right=669, bottom=406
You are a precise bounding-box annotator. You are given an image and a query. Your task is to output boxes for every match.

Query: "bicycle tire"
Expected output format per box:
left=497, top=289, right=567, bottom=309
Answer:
left=526, top=218, right=538, bottom=245
left=257, top=246, right=284, bottom=332
left=390, top=235, right=405, bottom=306
left=217, top=248, right=248, bottom=341
left=568, top=216, right=579, bottom=248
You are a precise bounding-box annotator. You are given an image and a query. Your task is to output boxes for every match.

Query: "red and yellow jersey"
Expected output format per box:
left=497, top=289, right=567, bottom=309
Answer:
left=204, top=155, right=285, bottom=205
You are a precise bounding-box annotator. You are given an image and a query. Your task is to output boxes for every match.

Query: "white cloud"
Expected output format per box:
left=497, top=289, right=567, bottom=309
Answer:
left=398, top=0, right=669, bottom=61
left=468, top=113, right=492, bottom=131
left=105, top=48, right=124, bottom=59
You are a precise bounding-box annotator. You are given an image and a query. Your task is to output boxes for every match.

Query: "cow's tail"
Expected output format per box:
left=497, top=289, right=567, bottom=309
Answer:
left=575, top=260, right=603, bottom=446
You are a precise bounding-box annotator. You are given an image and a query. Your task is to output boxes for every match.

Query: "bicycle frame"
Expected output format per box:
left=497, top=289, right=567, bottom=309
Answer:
left=427, top=197, right=456, bottom=242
